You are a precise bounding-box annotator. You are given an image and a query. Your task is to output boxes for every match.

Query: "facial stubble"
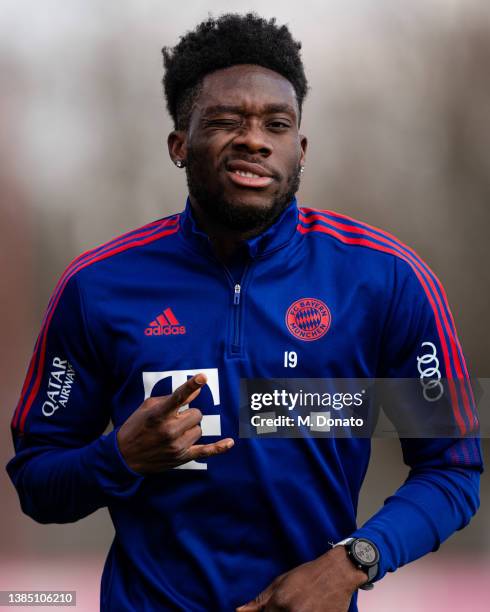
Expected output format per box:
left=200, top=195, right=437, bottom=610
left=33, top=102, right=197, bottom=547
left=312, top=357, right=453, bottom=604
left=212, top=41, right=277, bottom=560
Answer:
left=185, top=148, right=302, bottom=234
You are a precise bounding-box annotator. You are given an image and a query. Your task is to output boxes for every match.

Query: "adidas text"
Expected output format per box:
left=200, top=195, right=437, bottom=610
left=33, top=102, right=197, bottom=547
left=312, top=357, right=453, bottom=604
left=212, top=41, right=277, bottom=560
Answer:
left=145, top=325, right=186, bottom=336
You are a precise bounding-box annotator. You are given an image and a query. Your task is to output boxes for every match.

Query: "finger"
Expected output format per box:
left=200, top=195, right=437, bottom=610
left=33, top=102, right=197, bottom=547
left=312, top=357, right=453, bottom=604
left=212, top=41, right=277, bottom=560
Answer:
left=174, top=406, right=203, bottom=429
left=177, top=424, right=203, bottom=450
left=236, top=577, right=280, bottom=611
left=146, top=388, right=201, bottom=415
left=153, top=407, right=202, bottom=445
left=236, top=604, right=263, bottom=612
left=156, top=373, right=207, bottom=416
left=236, top=593, right=271, bottom=611
left=186, top=438, right=235, bottom=461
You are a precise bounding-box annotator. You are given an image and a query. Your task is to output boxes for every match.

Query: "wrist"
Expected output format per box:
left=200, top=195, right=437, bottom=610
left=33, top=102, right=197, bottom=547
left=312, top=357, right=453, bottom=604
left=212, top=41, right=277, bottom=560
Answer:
left=333, top=537, right=380, bottom=590
left=115, top=425, right=142, bottom=474
left=321, top=546, right=369, bottom=591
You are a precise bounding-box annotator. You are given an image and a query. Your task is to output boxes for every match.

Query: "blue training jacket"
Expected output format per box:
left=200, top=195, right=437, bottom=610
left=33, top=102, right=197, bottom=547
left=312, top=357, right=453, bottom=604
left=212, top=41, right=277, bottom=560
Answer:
left=7, top=198, right=482, bottom=611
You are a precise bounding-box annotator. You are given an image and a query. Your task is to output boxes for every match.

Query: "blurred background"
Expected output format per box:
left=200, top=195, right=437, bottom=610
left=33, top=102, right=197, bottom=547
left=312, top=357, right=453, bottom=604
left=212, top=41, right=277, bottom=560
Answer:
left=1, top=0, right=489, bottom=610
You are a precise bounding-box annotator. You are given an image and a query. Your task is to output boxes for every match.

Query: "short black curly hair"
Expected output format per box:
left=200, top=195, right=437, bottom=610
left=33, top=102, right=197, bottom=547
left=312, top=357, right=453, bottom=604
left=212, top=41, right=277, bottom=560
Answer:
left=162, top=13, right=308, bottom=130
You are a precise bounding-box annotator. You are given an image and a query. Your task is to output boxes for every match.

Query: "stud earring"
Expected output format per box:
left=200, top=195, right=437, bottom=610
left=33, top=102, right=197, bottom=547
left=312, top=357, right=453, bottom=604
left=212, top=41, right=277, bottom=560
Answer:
left=175, top=160, right=185, bottom=168
left=300, top=165, right=305, bottom=174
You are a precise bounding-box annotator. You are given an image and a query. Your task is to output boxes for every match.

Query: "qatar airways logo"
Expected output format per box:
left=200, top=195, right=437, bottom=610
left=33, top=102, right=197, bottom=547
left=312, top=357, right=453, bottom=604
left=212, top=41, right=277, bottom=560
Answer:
left=142, top=368, right=221, bottom=470
left=42, top=357, right=76, bottom=417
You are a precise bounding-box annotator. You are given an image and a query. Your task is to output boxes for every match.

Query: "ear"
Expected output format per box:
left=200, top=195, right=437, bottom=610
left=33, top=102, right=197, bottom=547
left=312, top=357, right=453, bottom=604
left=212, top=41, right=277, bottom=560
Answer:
left=299, top=134, right=308, bottom=166
left=167, top=130, right=188, bottom=166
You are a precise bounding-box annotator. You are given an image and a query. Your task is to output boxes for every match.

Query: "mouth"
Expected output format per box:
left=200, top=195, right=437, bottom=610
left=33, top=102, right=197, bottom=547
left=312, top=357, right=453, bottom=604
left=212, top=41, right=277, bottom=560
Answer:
left=225, top=160, right=275, bottom=189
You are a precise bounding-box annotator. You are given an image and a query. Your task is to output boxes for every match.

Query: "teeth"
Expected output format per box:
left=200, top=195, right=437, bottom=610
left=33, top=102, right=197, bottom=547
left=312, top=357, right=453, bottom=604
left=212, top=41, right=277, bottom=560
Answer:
left=235, top=170, right=261, bottom=178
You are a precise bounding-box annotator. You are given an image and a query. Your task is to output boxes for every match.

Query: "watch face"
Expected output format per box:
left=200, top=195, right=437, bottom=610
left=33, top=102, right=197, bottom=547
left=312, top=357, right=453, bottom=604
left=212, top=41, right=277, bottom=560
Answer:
left=353, top=539, right=378, bottom=565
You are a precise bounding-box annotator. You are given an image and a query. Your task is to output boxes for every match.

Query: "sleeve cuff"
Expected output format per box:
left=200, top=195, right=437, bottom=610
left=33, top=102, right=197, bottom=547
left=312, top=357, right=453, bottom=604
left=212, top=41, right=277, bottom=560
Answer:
left=83, top=427, right=145, bottom=499
left=112, top=425, right=146, bottom=478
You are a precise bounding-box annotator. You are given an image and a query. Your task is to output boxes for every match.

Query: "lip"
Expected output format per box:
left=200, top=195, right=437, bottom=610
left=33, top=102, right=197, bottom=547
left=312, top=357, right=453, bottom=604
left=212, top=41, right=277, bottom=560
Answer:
left=226, top=160, right=275, bottom=189
left=227, top=160, right=274, bottom=178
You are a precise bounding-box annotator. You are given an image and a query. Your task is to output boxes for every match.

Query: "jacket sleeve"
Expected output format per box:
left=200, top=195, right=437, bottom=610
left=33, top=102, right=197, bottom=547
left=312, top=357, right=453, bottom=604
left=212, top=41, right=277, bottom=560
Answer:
left=6, top=269, right=143, bottom=524
left=351, top=255, right=483, bottom=581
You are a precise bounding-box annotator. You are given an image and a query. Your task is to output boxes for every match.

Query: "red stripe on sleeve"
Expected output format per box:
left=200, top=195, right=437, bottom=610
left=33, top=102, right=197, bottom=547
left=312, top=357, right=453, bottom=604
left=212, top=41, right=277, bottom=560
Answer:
left=298, top=221, right=469, bottom=434
left=13, top=220, right=180, bottom=432
left=299, top=210, right=476, bottom=431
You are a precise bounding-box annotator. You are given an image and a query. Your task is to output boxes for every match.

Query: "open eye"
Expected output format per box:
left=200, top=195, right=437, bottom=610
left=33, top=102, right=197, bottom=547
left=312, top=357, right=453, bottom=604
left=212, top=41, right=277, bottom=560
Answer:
left=268, top=120, right=291, bottom=130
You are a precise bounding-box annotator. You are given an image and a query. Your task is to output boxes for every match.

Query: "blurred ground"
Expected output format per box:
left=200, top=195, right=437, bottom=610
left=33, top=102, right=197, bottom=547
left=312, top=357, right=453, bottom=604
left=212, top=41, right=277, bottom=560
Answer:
left=2, top=553, right=490, bottom=612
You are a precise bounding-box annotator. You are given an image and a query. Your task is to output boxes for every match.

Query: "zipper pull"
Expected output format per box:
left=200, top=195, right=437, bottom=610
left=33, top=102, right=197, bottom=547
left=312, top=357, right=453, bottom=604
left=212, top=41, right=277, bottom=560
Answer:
left=234, top=284, right=241, bottom=305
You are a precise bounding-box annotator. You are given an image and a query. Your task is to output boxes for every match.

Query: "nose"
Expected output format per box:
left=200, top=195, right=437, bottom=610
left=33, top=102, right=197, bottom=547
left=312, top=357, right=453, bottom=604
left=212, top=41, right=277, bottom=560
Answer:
left=232, top=121, right=272, bottom=156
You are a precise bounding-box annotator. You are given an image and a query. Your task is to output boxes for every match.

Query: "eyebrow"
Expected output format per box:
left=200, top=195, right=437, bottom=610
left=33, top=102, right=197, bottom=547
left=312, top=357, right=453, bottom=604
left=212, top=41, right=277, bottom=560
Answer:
left=202, top=104, right=297, bottom=118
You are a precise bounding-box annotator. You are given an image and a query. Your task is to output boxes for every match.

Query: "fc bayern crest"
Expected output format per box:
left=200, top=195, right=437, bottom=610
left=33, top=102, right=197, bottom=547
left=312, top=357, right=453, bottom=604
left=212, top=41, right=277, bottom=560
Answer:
left=286, top=298, right=331, bottom=342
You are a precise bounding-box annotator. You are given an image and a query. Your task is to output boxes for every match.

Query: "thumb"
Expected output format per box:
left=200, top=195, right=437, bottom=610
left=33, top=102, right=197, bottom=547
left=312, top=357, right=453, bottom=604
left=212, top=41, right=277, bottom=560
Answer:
left=236, top=583, right=275, bottom=611
left=236, top=603, right=263, bottom=612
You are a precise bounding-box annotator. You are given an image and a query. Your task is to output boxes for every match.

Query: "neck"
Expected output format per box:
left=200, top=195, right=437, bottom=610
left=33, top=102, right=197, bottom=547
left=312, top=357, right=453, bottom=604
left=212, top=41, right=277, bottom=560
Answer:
left=189, top=196, right=271, bottom=264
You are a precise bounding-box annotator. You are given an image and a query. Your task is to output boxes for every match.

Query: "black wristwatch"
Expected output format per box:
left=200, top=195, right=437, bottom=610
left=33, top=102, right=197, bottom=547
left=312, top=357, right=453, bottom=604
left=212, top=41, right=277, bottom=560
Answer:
left=333, top=537, right=380, bottom=590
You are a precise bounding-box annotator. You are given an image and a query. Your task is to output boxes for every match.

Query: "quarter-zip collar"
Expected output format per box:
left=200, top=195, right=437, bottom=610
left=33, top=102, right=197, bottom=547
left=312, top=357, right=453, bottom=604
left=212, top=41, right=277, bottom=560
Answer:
left=180, top=196, right=300, bottom=259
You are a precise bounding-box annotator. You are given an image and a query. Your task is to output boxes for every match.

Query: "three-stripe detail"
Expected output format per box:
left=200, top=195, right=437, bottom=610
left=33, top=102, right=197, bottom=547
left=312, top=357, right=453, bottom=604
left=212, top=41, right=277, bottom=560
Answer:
left=12, top=215, right=180, bottom=433
left=297, top=207, right=477, bottom=437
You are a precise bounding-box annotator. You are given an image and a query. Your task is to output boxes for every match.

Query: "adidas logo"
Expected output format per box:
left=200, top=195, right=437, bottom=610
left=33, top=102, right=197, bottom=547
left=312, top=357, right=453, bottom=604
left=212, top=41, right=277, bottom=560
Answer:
left=145, top=308, right=186, bottom=336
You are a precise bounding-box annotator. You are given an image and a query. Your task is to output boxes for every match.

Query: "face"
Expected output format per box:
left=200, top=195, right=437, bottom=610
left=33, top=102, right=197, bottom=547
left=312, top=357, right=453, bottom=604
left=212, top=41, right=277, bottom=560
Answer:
left=168, top=64, right=307, bottom=233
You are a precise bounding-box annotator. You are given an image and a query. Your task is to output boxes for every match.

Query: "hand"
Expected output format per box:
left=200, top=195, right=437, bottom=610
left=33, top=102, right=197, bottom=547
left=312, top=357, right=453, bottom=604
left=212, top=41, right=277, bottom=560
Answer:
left=236, top=546, right=368, bottom=612
left=116, top=373, right=234, bottom=474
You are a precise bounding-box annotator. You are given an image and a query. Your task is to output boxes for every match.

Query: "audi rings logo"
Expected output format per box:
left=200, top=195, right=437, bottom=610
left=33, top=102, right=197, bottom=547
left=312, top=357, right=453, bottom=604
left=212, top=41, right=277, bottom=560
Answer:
left=416, top=342, right=444, bottom=401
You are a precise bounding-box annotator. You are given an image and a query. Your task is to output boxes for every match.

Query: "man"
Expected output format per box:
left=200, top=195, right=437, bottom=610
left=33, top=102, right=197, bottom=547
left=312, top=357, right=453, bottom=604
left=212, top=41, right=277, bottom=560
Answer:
left=7, top=13, right=482, bottom=612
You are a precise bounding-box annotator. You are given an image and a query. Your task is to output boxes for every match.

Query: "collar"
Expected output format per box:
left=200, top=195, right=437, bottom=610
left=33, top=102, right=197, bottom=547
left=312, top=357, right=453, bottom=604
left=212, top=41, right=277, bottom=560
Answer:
left=179, top=196, right=300, bottom=259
